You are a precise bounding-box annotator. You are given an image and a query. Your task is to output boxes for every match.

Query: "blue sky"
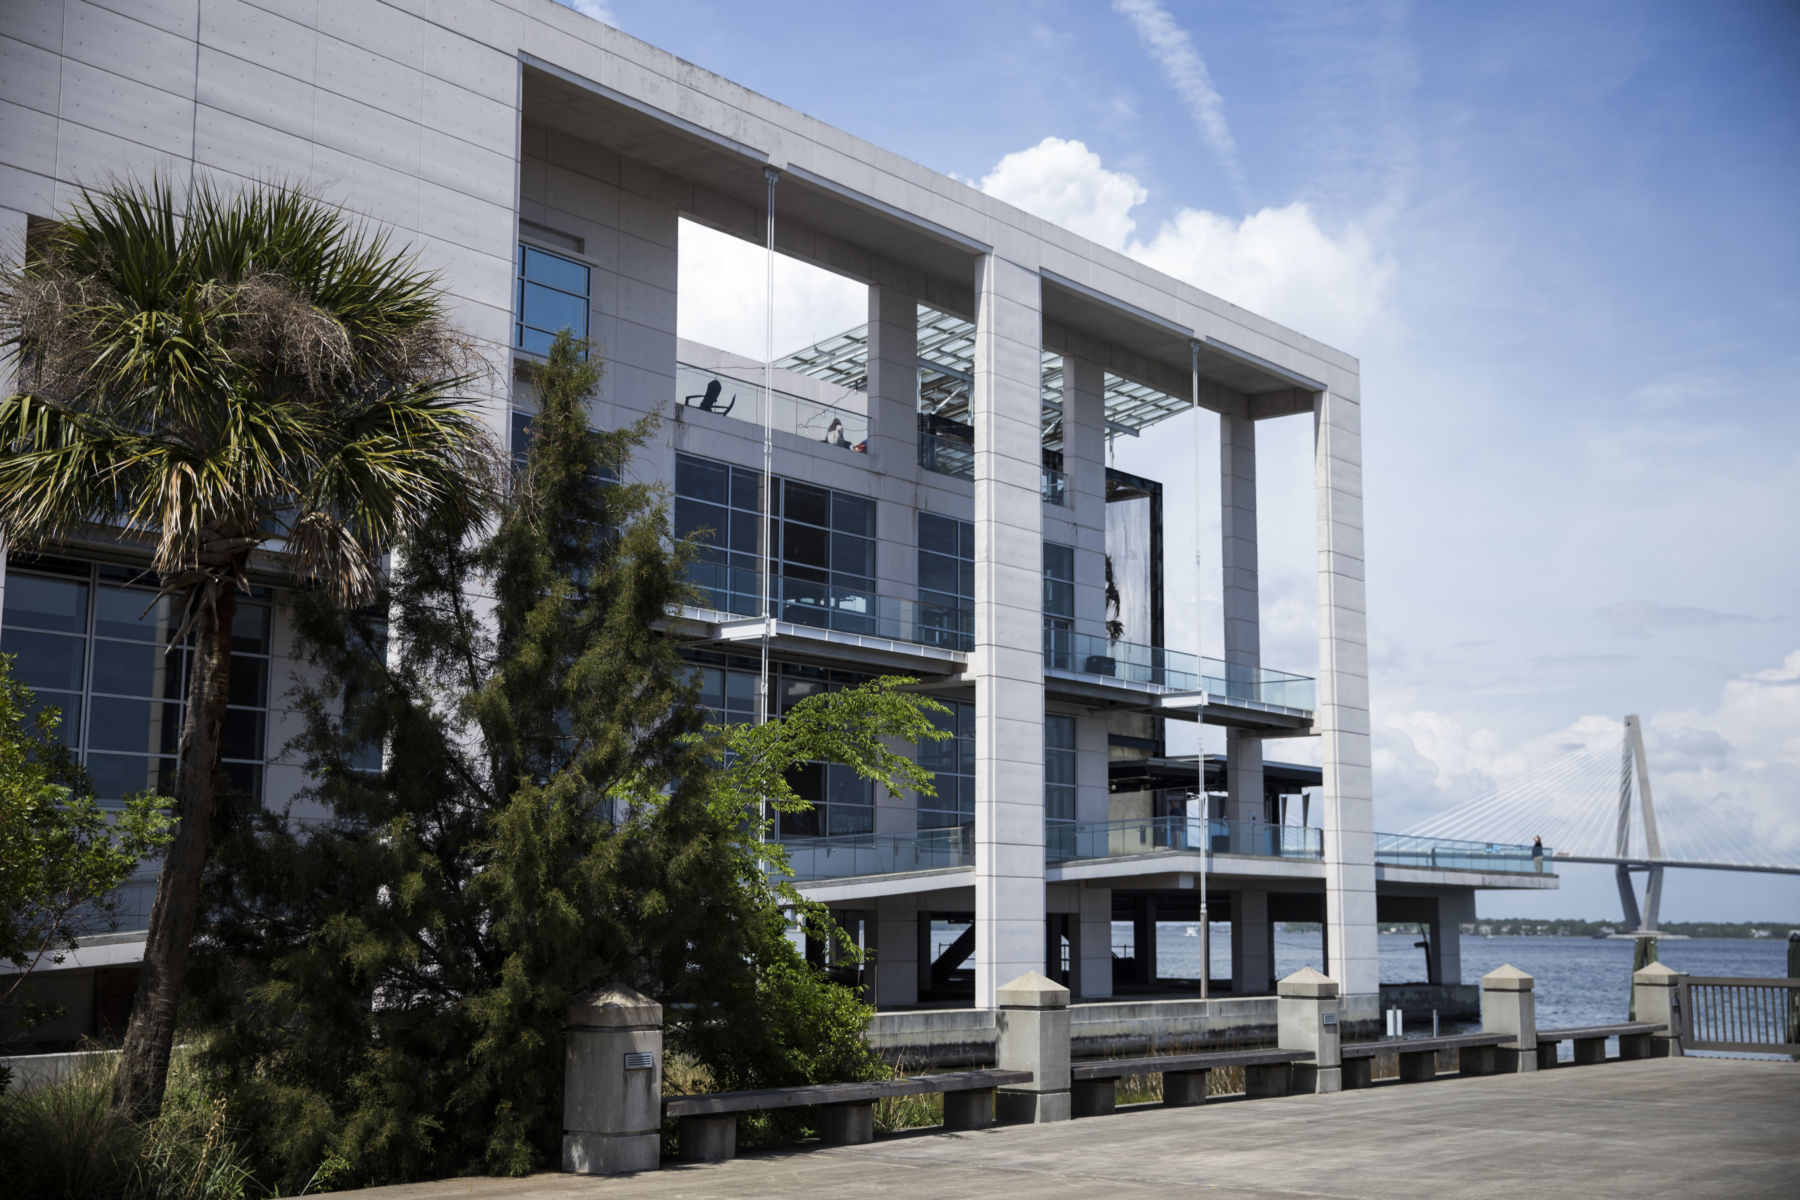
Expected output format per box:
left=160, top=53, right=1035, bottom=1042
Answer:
left=569, top=1, right=1799, bottom=923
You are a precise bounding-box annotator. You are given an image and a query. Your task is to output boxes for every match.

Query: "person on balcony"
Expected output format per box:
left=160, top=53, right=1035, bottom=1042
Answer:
left=823, top=417, right=850, bottom=448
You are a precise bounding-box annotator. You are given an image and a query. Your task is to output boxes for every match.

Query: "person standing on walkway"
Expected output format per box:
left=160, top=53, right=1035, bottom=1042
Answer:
left=1532, top=835, right=1544, bottom=874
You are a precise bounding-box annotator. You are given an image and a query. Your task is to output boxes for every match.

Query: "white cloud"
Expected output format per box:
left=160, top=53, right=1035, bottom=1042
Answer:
left=1110, top=0, right=1248, bottom=205
left=1377, top=653, right=1800, bottom=871
left=1595, top=599, right=1759, bottom=639
left=675, top=220, right=867, bottom=362
left=977, top=137, right=1394, bottom=350
left=1130, top=204, right=1394, bottom=349
left=979, top=138, right=1147, bottom=249
left=558, top=0, right=617, bottom=25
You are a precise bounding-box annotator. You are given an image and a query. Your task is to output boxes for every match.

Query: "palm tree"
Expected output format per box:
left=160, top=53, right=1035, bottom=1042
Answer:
left=0, top=178, right=496, bottom=1117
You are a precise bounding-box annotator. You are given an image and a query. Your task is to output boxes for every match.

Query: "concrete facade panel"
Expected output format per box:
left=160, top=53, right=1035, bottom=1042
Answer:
left=0, top=35, right=62, bottom=114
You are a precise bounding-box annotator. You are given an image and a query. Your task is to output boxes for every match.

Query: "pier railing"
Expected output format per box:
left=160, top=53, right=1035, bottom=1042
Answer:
left=1676, top=975, right=1800, bottom=1055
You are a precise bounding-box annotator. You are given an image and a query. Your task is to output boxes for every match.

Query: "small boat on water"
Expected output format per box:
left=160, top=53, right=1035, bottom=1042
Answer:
left=1184, top=925, right=1199, bottom=937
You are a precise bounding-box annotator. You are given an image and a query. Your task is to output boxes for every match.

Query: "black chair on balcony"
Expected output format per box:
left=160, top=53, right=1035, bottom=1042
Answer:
left=685, top=378, right=735, bottom=415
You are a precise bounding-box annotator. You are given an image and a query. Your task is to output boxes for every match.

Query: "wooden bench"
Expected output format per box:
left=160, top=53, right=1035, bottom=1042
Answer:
left=1535, top=1022, right=1665, bottom=1067
left=1068, top=1048, right=1313, bottom=1116
left=1339, top=1032, right=1513, bottom=1087
left=662, top=1068, right=1032, bottom=1161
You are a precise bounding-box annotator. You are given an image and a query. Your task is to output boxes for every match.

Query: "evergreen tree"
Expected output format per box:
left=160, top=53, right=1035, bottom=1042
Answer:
left=194, top=333, right=940, bottom=1189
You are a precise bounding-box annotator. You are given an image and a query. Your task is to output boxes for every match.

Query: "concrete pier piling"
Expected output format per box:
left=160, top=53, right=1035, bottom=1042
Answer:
left=994, top=971, right=1072, bottom=1124
left=1480, top=964, right=1538, bottom=1072
left=561, top=985, right=664, bottom=1175
left=1276, top=967, right=1341, bottom=1094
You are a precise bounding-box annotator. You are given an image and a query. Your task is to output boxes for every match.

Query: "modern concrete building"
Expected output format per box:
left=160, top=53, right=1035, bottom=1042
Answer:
left=0, top=0, right=1554, bottom=1045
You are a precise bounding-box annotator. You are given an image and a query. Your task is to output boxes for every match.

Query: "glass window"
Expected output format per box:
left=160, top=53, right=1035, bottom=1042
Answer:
left=1045, top=713, right=1077, bottom=825
left=1043, top=541, right=1075, bottom=668
left=674, top=452, right=876, bottom=635
left=2, top=559, right=274, bottom=808
left=515, top=243, right=590, bottom=356
left=684, top=651, right=874, bottom=839
left=917, top=698, right=975, bottom=830
left=917, top=513, right=973, bottom=651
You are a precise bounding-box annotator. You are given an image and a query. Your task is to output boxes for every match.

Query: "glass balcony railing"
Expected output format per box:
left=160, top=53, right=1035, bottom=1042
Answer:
left=1048, top=816, right=1324, bottom=864
left=685, top=565, right=974, bottom=652
left=918, top=429, right=973, bottom=479
left=1044, top=631, right=1316, bottom=711
left=781, top=827, right=974, bottom=881
left=918, top=425, right=1068, bottom=507
left=1374, top=834, right=1550, bottom=875
left=679, top=362, right=868, bottom=451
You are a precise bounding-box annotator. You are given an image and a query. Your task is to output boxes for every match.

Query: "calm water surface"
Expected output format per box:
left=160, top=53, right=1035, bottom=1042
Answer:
left=1139, top=926, right=1794, bottom=1029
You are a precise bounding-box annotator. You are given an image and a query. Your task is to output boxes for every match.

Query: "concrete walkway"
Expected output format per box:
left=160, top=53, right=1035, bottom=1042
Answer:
left=346, top=1056, right=1798, bottom=1200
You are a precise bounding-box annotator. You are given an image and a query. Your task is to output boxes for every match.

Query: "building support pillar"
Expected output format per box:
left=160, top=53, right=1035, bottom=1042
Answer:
left=971, top=254, right=1046, bottom=1009
left=1230, top=889, right=1274, bottom=994
left=1315, top=388, right=1377, bottom=999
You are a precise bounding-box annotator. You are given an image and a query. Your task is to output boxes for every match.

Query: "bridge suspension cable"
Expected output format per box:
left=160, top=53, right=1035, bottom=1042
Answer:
left=1400, top=718, right=1799, bottom=873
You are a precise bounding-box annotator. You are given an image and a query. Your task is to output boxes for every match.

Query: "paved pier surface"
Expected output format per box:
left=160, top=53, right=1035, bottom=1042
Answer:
left=347, top=1057, right=1797, bottom=1200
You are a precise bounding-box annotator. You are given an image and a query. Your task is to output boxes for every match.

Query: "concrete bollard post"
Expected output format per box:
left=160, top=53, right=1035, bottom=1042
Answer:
left=1631, top=962, right=1684, bottom=1057
left=562, top=984, right=663, bottom=1175
left=1481, top=964, right=1538, bottom=1073
left=1277, top=967, right=1341, bottom=1094
left=994, top=970, right=1071, bottom=1124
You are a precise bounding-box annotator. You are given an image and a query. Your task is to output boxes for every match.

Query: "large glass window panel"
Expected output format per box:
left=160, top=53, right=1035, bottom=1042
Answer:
left=86, top=753, right=177, bottom=801
left=8, top=574, right=90, bottom=633
left=228, top=654, right=268, bottom=708
left=784, top=524, right=828, bottom=569
left=222, top=708, right=265, bottom=762
left=831, top=494, right=875, bottom=537
left=2, top=628, right=85, bottom=691
left=520, top=283, right=587, bottom=338
left=88, top=697, right=184, bottom=756
left=521, top=245, right=590, bottom=295
left=90, top=642, right=185, bottom=700
left=232, top=603, right=272, bottom=655
left=25, top=691, right=80, bottom=746
left=919, top=514, right=959, bottom=555
left=830, top=532, right=874, bottom=579
left=784, top=482, right=830, bottom=528
left=93, top=585, right=176, bottom=642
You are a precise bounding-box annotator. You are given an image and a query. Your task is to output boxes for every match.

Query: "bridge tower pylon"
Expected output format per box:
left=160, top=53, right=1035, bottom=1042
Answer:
left=1614, top=714, right=1664, bottom=935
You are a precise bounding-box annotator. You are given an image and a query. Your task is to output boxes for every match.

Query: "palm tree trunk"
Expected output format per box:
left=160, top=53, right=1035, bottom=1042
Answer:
left=112, top=579, right=238, bottom=1119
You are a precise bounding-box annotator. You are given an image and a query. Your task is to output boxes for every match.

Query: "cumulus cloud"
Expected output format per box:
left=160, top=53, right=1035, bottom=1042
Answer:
left=1595, top=599, right=1759, bottom=639
left=979, top=138, right=1147, bottom=249
left=1377, top=652, right=1800, bottom=871
left=977, top=137, right=1394, bottom=350
left=675, top=219, right=867, bottom=361
left=558, top=0, right=618, bottom=25
left=1111, top=0, right=1248, bottom=205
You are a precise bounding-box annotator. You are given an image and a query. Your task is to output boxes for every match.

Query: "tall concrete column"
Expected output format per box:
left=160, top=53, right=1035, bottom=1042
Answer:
left=1314, top=389, right=1377, bottom=998
left=873, top=894, right=920, bottom=1007
left=971, top=255, right=1046, bottom=1010
left=1076, top=883, right=1113, bottom=1000
left=1230, top=889, right=1274, bottom=994
left=1428, top=891, right=1474, bottom=986
left=1064, top=354, right=1108, bottom=639
left=1220, top=411, right=1265, bottom=828
left=866, top=285, right=918, bottom=484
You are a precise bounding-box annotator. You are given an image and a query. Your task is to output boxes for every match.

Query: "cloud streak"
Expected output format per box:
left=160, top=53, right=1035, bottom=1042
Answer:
left=1111, top=0, right=1250, bottom=207
left=1596, top=599, right=1761, bottom=639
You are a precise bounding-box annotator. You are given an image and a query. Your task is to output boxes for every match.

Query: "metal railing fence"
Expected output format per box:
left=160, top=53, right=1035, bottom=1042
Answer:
left=1676, top=975, right=1800, bottom=1054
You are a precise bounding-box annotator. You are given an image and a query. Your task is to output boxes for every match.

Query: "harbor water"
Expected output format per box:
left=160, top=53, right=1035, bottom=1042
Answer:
left=1140, top=926, right=1793, bottom=1030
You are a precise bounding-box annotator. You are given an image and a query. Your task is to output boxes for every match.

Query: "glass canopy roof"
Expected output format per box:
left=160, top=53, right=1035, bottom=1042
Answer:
left=773, top=306, right=1194, bottom=450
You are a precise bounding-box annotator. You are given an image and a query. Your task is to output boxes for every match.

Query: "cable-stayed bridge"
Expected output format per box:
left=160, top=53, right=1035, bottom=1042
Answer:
left=1401, top=715, right=1800, bottom=932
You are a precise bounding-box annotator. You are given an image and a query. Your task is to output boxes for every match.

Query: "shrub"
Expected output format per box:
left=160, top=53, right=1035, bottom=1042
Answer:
left=0, top=1049, right=258, bottom=1200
